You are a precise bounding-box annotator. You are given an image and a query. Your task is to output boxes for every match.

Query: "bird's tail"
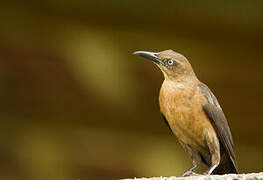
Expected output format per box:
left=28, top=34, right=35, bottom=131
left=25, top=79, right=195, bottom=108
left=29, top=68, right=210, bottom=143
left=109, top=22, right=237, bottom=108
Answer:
left=212, top=148, right=238, bottom=174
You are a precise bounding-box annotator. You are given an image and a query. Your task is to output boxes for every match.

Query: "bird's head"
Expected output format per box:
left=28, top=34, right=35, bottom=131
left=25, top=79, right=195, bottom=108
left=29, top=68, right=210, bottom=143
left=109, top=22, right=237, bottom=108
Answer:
left=134, top=49, right=196, bottom=81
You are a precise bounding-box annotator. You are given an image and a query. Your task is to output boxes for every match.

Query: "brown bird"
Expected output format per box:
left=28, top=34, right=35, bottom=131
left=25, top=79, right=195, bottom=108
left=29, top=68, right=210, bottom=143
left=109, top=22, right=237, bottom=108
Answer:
left=134, top=50, right=238, bottom=176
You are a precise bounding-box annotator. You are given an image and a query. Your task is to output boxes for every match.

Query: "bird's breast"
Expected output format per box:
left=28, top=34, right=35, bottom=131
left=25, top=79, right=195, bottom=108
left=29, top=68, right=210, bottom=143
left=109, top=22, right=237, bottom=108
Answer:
left=159, top=80, right=215, bottom=150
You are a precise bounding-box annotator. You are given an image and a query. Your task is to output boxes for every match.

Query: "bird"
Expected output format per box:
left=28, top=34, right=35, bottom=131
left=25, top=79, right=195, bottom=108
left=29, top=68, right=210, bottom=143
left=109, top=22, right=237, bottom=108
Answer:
left=133, top=49, right=238, bottom=176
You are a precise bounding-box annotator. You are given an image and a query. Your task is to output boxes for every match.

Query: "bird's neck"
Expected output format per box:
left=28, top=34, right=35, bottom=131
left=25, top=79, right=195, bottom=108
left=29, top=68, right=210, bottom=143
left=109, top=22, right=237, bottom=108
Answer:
left=160, top=75, right=199, bottom=98
left=164, top=74, right=199, bottom=85
left=162, top=78, right=198, bottom=91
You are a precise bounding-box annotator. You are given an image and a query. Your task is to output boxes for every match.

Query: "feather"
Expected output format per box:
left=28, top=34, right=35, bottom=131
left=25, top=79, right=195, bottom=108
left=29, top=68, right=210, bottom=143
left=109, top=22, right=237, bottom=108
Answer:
left=199, top=83, right=238, bottom=174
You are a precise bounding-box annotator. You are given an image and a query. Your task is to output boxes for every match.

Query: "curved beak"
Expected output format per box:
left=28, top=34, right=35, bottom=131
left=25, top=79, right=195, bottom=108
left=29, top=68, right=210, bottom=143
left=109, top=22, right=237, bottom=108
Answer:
left=133, top=51, right=161, bottom=64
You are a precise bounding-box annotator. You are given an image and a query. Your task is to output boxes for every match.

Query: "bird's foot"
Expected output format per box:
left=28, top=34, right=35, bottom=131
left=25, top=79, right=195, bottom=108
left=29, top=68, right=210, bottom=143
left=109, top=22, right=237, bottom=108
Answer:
left=203, top=171, right=210, bottom=176
left=181, top=171, right=199, bottom=177
left=181, top=164, right=200, bottom=177
left=203, top=163, right=219, bottom=175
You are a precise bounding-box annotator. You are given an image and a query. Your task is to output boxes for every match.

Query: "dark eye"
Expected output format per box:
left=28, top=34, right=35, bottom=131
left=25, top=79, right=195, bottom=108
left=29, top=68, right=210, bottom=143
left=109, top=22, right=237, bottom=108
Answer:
left=167, top=59, right=174, bottom=65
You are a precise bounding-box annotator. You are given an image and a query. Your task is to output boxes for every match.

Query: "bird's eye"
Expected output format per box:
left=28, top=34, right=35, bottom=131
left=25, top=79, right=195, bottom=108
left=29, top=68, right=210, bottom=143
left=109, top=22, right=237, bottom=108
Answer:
left=167, top=60, right=174, bottom=65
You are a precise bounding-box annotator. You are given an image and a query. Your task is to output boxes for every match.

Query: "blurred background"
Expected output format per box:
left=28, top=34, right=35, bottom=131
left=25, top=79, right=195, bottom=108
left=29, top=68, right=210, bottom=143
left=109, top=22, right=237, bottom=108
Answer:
left=1, top=0, right=263, bottom=180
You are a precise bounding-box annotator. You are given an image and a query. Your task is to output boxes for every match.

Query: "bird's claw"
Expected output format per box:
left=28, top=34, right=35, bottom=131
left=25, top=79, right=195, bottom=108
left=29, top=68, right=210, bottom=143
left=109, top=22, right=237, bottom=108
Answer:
left=203, top=170, right=213, bottom=176
left=181, top=171, right=199, bottom=177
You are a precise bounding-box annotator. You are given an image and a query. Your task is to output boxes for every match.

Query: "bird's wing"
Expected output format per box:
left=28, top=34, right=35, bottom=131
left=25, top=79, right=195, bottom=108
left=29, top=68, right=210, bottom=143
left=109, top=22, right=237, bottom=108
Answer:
left=198, top=83, right=237, bottom=169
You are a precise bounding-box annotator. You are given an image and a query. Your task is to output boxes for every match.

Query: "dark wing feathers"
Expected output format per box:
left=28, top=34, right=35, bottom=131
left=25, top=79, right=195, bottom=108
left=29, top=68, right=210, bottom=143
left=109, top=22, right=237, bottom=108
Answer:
left=198, top=83, right=238, bottom=173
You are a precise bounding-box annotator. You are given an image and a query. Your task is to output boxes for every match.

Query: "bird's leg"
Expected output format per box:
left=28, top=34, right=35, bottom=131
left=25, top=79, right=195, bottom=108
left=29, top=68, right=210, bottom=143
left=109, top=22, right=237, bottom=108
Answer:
left=181, top=164, right=200, bottom=177
left=204, top=162, right=219, bottom=175
left=204, top=150, right=220, bottom=175
left=204, top=135, right=220, bottom=175
left=180, top=142, right=201, bottom=177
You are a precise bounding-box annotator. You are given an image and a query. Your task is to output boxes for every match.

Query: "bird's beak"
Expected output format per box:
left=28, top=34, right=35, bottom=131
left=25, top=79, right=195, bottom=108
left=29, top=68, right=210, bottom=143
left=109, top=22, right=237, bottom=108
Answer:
left=133, top=51, right=161, bottom=64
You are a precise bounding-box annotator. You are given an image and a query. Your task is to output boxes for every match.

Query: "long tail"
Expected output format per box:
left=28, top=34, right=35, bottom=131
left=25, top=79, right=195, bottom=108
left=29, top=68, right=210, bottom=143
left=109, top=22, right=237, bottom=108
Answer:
left=212, top=146, right=238, bottom=174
